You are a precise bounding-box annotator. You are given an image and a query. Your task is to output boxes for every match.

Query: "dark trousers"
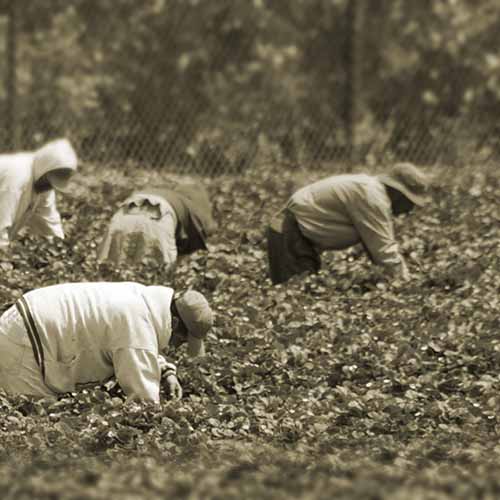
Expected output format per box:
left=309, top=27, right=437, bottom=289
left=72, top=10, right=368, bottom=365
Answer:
left=266, top=209, right=321, bottom=284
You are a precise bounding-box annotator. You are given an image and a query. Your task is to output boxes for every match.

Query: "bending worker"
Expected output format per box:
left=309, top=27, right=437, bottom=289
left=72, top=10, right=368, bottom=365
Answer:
left=0, top=138, right=78, bottom=253
left=267, top=162, right=431, bottom=284
left=98, top=183, right=216, bottom=271
left=0, top=282, right=214, bottom=402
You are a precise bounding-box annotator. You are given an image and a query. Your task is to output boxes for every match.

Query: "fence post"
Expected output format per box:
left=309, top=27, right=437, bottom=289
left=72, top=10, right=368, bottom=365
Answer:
left=6, top=0, right=20, bottom=150
left=343, top=0, right=365, bottom=167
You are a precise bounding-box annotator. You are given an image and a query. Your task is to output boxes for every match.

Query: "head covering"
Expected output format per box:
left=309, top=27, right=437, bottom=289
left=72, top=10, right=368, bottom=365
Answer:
left=32, top=138, right=78, bottom=192
left=175, top=290, right=213, bottom=357
left=377, top=162, right=431, bottom=207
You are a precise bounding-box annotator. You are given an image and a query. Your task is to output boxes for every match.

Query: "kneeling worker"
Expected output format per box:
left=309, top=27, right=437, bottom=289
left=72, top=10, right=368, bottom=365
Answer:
left=0, top=282, right=214, bottom=402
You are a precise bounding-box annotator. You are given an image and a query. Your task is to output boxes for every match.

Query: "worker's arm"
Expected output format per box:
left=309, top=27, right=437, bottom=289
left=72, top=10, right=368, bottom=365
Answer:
left=348, top=195, right=410, bottom=280
left=26, top=190, right=65, bottom=239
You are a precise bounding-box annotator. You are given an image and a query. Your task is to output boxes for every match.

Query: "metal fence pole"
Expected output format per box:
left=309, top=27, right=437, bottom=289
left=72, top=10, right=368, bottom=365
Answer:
left=343, top=0, right=365, bottom=167
left=6, top=0, right=20, bottom=150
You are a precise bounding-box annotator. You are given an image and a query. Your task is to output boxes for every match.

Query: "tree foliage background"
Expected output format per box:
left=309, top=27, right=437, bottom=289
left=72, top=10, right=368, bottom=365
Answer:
left=2, top=0, right=500, bottom=170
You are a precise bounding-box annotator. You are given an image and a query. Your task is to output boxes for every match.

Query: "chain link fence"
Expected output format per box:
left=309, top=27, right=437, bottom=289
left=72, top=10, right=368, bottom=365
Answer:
left=1, top=0, right=500, bottom=175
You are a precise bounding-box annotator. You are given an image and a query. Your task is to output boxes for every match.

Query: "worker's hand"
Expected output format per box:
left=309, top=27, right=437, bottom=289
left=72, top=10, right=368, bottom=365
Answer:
left=387, top=266, right=411, bottom=287
left=401, top=268, right=411, bottom=282
left=0, top=250, right=13, bottom=271
left=397, top=258, right=411, bottom=282
left=0, top=261, right=13, bottom=272
left=0, top=244, right=12, bottom=271
left=165, top=374, right=183, bottom=400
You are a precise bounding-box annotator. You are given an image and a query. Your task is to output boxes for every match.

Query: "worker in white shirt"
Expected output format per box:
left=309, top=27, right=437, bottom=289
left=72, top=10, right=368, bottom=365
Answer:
left=267, top=163, right=431, bottom=284
left=0, top=138, right=77, bottom=254
left=98, top=183, right=216, bottom=271
left=0, top=282, right=213, bottom=402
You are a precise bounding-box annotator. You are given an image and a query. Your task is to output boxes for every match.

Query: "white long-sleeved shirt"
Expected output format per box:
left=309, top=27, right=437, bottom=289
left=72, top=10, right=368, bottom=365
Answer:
left=14, top=282, right=175, bottom=402
left=287, top=174, right=408, bottom=275
left=97, top=193, right=178, bottom=266
left=0, top=153, right=64, bottom=250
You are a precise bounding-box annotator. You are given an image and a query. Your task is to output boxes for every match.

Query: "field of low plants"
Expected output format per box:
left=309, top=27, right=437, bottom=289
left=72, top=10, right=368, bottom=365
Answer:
left=0, top=161, right=499, bottom=499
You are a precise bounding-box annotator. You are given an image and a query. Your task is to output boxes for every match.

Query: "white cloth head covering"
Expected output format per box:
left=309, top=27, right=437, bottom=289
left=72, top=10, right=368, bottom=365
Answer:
left=32, top=138, right=78, bottom=191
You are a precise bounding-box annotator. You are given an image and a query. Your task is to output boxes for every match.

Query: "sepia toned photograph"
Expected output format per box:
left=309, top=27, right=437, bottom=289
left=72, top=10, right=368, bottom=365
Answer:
left=0, top=1, right=499, bottom=499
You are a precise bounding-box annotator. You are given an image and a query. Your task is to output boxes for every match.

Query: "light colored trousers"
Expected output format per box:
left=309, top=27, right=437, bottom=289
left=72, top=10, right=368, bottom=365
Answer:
left=0, top=305, right=55, bottom=398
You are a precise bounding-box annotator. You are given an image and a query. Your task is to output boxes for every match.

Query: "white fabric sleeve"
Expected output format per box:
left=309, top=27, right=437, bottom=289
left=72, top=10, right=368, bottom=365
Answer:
left=348, top=195, right=407, bottom=276
left=26, top=190, right=64, bottom=239
left=158, top=353, right=177, bottom=374
left=0, top=189, right=21, bottom=249
left=0, top=228, right=10, bottom=252
left=159, top=211, right=178, bottom=266
left=112, top=348, right=161, bottom=402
